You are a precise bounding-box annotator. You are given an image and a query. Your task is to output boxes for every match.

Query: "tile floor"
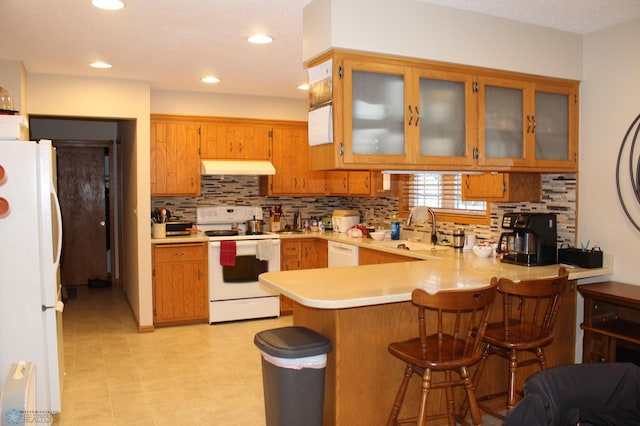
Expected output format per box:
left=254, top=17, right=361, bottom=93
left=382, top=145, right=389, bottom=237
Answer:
left=54, top=286, right=502, bottom=425
left=55, top=286, right=291, bottom=425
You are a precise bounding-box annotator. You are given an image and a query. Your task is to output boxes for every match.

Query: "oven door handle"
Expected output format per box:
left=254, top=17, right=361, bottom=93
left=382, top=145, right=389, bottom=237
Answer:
left=209, top=240, right=278, bottom=247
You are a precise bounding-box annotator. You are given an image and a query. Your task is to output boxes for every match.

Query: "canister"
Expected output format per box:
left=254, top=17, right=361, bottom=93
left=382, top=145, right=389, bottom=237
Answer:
left=453, top=228, right=465, bottom=252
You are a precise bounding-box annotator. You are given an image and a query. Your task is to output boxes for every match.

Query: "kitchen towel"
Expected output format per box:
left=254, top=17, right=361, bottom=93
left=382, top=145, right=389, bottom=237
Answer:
left=220, top=241, right=236, bottom=266
left=257, top=240, right=273, bottom=261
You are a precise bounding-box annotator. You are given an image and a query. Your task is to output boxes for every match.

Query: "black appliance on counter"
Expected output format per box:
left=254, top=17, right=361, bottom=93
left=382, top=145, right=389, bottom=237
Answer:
left=498, top=212, right=558, bottom=266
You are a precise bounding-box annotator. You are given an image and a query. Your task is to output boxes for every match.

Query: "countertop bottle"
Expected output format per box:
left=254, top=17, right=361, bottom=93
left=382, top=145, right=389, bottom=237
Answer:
left=390, top=214, right=400, bottom=240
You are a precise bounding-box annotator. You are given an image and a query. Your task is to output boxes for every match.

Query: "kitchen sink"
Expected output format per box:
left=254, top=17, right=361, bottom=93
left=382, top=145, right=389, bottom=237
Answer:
left=374, top=240, right=451, bottom=252
left=275, top=229, right=305, bottom=234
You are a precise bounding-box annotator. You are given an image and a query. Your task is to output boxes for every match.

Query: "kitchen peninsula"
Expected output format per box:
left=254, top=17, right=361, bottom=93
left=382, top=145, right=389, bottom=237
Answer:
left=259, top=246, right=612, bottom=425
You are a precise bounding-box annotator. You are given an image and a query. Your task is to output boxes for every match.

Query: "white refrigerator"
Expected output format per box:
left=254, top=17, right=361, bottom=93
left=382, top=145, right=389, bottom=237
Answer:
left=0, top=140, right=64, bottom=414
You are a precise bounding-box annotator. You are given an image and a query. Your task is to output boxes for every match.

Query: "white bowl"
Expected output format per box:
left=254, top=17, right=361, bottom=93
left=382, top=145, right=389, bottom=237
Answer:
left=472, top=245, right=493, bottom=258
left=369, top=231, right=387, bottom=241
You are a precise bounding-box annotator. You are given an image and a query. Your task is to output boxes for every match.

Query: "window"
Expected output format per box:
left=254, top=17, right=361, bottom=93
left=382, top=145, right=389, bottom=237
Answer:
left=399, top=173, right=490, bottom=225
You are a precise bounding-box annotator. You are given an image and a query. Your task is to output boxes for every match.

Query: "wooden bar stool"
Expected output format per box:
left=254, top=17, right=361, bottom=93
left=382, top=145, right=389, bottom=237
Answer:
left=470, top=266, right=569, bottom=420
left=387, top=280, right=498, bottom=426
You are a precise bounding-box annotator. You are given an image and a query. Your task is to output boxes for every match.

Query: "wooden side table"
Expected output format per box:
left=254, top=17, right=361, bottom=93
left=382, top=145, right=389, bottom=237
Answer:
left=578, top=281, right=640, bottom=363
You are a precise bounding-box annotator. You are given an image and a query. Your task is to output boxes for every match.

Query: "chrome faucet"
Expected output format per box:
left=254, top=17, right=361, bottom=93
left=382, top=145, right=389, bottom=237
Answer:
left=406, top=206, right=438, bottom=246
left=427, top=208, right=438, bottom=246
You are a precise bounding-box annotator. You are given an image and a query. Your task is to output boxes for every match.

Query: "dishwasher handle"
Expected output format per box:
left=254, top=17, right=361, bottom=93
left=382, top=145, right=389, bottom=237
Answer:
left=330, top=242, right=356, bottom=253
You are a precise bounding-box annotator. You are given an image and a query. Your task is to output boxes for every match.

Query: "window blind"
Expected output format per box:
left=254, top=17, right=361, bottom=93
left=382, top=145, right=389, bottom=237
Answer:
left=400, top=173, right=486, bottom=216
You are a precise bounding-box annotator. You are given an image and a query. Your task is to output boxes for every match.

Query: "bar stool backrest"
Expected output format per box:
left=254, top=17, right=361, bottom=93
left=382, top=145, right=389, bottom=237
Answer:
left=411, top=279, right=498, bottom=368
left=495, top=267, right=569, bottom=347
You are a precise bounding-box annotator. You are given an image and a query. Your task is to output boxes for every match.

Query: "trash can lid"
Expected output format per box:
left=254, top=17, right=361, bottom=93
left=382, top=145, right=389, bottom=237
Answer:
left=254, top=326, right=333, bottom=358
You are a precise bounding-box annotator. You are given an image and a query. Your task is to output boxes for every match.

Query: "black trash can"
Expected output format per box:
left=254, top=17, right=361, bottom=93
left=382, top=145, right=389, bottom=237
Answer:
left=254, top=326, right=333, bottom=426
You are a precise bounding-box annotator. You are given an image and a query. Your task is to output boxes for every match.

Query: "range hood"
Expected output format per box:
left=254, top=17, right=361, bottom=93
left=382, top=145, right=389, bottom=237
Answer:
left=200, top=160, right=276, bottom=176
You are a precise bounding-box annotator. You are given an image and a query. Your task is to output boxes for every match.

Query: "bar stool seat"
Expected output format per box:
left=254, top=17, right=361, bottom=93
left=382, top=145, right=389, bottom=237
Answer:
left=386, top=280, right=498, bottom=426
left=472, top=266, right=569, bottom=420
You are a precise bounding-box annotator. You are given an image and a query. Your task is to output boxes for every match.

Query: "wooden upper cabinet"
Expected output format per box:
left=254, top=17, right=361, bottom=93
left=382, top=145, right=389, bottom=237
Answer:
left=200, top=121, right=271, bottom=160
left=324, top=170, right=395, bottom=197
left=150, top=118, right=200, bottom=196
left=411, top=68, right=477, bottom=168
left=531, top=82, right=579, bottom=171
left=306, top=49, right=579, bottom=173
left=264, top=123, right=325, bottom=196
left=339, top=57, right=476, bottom=168
left=342, top=58, right=412, bottom=166
left=461, top=173, right=541, bottom=202
left=477, top=76, right=578, bottom=172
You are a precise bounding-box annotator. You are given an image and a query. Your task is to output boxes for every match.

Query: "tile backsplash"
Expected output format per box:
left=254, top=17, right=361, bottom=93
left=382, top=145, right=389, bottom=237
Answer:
left=152, top=173, right=576, bottom=246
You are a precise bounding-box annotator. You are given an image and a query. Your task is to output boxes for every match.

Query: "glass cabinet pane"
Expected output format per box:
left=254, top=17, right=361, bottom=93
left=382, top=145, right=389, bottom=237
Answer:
left=351, top=70, right=405, bottom=155
left=419, top=78, right=466, bottom=157
left=484, top=86, right=524, bottom=159
left=535, top=91, right=569, bottom=160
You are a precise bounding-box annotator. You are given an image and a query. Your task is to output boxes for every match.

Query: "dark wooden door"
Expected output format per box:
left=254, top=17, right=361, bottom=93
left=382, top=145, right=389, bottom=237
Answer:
left=56, top=145, right=108, bottom=286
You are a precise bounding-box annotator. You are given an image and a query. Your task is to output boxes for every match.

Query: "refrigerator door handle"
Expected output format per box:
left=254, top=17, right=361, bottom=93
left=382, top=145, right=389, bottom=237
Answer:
left=51, top=180, right=63, bottom=266
left=41, top=300, right=64, bottom=312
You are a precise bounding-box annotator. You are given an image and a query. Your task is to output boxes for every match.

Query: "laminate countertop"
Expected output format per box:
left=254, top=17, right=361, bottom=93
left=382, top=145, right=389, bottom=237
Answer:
left=260, top=234, right=613, bottom=309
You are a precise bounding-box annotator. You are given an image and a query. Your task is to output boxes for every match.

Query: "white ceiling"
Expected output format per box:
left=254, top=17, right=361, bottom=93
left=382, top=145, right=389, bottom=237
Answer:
left=1, top=0, right=639, bottom=101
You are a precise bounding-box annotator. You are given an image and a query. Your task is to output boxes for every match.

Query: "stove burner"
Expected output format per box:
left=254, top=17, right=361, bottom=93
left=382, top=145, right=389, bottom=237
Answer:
left=205, top=230, right=239, bottom=237
left=245, top=231, right=264, bottom=235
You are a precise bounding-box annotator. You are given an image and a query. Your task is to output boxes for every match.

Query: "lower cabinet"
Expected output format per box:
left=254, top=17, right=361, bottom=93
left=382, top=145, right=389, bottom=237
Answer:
left=152, top=242, right=208, bottom=326
left=280, top=238, right=328, bottom=314
left=579, top=281, right=640, bottom=364
left=358, top=247, right=418, bottom=265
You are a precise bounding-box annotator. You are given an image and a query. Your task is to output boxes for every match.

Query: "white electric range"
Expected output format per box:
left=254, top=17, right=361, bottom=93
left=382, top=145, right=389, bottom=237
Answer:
left=196, top=205, right=280, bottom=323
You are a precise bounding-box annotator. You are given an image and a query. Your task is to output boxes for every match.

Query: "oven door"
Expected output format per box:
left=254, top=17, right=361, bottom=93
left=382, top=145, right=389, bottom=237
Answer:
left=209, top=239, right=281, bottom=301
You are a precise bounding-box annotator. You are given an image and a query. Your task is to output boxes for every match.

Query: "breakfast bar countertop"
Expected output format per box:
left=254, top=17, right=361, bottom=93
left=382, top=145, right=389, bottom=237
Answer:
left=259, top=249, right=613, bottom=309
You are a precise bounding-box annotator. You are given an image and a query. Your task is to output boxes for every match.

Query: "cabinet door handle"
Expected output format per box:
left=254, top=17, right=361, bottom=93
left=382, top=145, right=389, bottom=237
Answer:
left=294, top=177, right=298, bottom=188
left=531, top=116, right=536, bottom=133
left=465, top=174, right=470, bottom=189
left=238, top=142, right=243, bottom=152
left=408, top=105, right=414, bottom=126
left=415, top=106, right=420, bottom=126
left=229, top=142, right=233, bottom=152
left=526, top=115, right=532, bottom=133
left=365, top=176, right=369, bottom=189
left=343, top=177, right=347, bottom=189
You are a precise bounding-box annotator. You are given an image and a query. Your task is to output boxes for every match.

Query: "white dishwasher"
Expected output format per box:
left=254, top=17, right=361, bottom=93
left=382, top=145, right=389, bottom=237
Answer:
left=328, top=241, right=359, bottom=267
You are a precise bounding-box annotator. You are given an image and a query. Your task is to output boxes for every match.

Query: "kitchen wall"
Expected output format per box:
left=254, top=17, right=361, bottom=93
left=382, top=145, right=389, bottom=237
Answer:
left=151, top=90, right=307, bottom=121
left=580, top=18, right=640, bottom=285
left=304, top=0, right=583, bottom=80
left=26, top=73, right=154, bottom=328
left=152, top=172, right=576, bottom=245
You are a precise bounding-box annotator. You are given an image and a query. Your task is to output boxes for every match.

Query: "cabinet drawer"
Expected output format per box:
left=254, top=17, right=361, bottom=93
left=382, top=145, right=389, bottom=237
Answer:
left=281, top=241, right=301, bottom=256
left=154, top=243, right=207, bottom=263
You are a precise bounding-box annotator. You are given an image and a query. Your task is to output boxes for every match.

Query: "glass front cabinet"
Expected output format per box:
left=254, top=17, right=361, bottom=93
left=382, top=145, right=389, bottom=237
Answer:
left=341, top=57, right=476, bottom=169
left=477, top=76, right=578, bottom=170
left=308, top=50, right=578, bottom=173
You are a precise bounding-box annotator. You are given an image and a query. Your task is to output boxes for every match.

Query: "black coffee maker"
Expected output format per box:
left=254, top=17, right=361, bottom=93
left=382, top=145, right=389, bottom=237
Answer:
left=498, top=212, right=558, bottom=266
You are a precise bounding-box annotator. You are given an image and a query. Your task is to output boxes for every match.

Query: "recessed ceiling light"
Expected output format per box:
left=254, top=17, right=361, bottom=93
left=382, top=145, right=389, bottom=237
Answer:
left=201, top=76, right=220, bottom=84
left=91, top=0, right=125, bottom=10
left=297, top=83, right=310, bottom=90
left=90, top=61, right=112, bottom=69
left=247, top=34, right=273, bottom=44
